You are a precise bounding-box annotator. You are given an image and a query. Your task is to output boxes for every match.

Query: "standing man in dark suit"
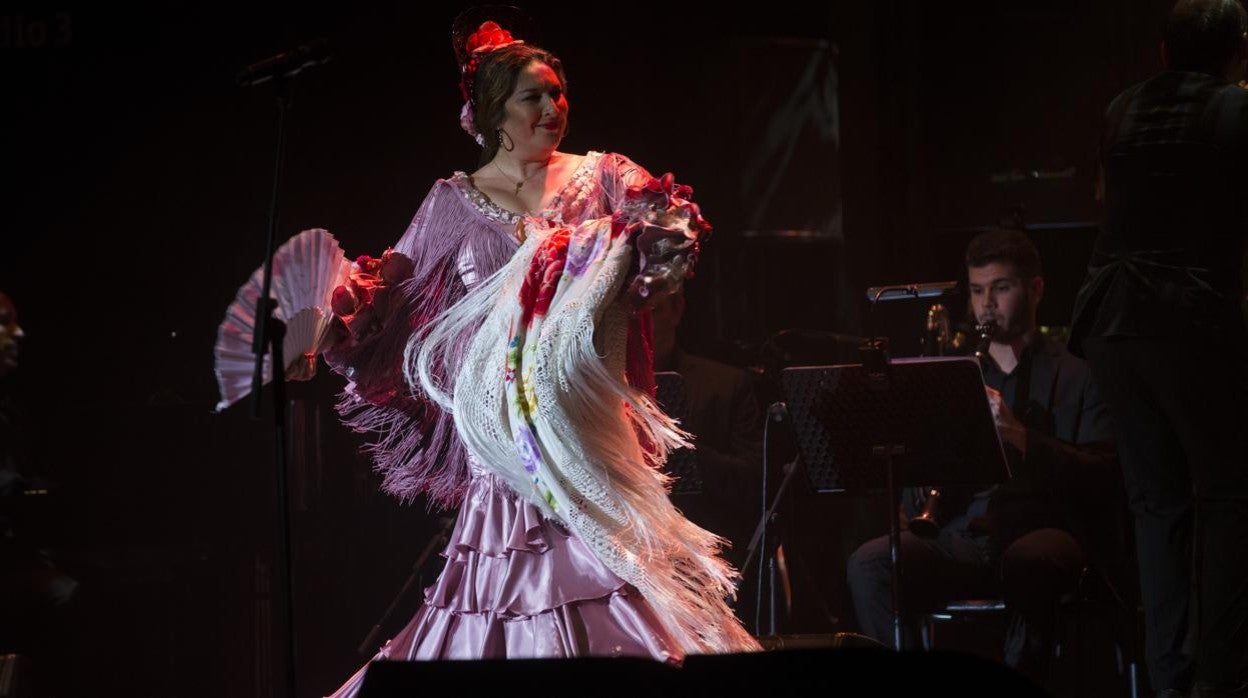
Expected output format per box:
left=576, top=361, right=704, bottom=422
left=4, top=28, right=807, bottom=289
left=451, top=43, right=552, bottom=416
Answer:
left=1071, top=1, right=1248, bottom=695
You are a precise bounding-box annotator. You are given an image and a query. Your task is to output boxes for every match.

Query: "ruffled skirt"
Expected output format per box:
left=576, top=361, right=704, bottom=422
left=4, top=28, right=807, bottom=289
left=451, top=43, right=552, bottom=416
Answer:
left=327, top=470, right=678, bottom=697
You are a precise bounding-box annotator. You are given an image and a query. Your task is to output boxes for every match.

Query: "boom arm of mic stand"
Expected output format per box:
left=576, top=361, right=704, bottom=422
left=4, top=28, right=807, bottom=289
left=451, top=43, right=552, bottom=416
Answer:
left=739, top=458, right=801, bottom=637
left=357, top=516, right=457, bottom=656
left=740, top=459, right=800, bottom=579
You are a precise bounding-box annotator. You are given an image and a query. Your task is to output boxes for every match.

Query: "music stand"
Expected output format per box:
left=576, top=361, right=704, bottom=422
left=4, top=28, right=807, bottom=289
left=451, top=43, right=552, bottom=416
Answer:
left=655, top=371, right=703, bottom=495
left=780, top=356, right=1010, bottom=650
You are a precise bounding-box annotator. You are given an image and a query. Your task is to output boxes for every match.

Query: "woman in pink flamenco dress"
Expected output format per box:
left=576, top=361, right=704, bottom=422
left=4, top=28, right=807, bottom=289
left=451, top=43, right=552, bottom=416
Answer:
left=324, top=19, right=758, bottom=697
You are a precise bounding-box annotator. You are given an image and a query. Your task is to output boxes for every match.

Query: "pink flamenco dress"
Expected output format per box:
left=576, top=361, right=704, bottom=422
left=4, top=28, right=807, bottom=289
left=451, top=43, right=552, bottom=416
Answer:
left=325, top=152, right=756, bottom=697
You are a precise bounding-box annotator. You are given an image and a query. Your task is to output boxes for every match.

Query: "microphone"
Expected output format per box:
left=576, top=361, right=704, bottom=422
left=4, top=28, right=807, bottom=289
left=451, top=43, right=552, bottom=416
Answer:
left=865, top=280, right=959, bottom=303
left=767, top=401, right=789, bottom=422
left=237, top=38, right=332, bottom=87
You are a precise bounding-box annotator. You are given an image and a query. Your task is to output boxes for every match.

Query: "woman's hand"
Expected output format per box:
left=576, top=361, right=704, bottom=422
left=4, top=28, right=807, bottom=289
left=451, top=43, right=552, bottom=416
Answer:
left=626, top=214, right=700, bottom=309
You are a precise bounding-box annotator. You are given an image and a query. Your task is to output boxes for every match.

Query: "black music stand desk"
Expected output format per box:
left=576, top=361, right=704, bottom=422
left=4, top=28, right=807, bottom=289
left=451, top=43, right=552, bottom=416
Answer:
left=780, top=356, right=1010, bottom=650
left=655, top=371, right=703, bottom=495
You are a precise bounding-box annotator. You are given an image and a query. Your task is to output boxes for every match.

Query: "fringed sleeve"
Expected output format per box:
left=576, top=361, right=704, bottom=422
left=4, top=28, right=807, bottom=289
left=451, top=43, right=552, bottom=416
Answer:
left=596, top=153, right=660, bottom=397
left=326, top=179, right=518, bottom=508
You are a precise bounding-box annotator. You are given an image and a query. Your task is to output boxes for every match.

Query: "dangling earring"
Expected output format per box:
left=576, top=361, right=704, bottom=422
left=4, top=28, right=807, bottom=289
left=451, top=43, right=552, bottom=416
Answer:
left=498, top=129, right=515, bottom=152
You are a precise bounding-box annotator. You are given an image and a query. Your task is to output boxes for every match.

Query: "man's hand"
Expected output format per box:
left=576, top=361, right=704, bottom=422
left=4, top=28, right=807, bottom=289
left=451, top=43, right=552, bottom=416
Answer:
left=985, top=385, right=1028, bottom=454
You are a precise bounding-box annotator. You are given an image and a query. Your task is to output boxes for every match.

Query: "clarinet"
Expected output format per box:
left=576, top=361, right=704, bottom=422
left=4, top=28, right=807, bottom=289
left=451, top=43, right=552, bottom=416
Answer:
left=973, top=320, right=998, bottom=362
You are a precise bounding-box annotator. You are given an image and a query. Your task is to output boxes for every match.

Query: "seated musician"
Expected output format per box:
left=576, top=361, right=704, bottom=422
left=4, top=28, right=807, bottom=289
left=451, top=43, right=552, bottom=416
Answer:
left=845, top=230, right=1121, bottom=683
left=650, top=288, right=764, bottom=566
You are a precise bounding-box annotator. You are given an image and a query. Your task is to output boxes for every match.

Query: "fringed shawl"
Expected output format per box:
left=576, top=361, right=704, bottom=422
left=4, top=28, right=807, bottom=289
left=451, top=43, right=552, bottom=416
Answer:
left=327, top=152, right=647, bottom=508
left=411, top=212, right=759, bottom=656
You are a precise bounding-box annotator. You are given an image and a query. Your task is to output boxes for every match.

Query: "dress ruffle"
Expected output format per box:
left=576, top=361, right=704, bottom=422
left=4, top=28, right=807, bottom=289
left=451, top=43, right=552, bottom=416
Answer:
left=326, top=470, right=677, bottom=698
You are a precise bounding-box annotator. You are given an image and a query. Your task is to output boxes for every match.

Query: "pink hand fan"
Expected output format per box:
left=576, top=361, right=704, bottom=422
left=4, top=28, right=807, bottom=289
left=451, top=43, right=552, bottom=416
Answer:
left=213, top=228, right=350, bottom=411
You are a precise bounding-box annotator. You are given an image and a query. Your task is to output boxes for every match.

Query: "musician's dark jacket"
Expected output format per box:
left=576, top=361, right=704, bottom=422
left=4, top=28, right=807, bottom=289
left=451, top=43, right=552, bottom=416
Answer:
left=918, top=334, right=1121, bottom=568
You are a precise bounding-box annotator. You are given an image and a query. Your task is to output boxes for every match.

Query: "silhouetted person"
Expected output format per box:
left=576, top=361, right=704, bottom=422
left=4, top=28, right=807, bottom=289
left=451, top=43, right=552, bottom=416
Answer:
left=0, top=292, right=78, bottom=697
left=651, top=289, right=763, bottom=565
left=1071, top=2, right=1248, bottom=695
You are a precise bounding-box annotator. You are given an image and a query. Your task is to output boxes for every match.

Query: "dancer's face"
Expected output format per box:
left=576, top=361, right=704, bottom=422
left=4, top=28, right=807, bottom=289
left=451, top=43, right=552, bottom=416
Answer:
left=498, top=60, right=568, bottom=158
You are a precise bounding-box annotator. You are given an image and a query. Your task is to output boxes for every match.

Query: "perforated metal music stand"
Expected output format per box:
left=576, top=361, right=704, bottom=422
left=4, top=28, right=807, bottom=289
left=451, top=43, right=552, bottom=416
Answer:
left=779, top=356, right=1010, bottom=649
left=781, top=356, right=1008, bottom=492
left=655, top=371, right=703, bottom=495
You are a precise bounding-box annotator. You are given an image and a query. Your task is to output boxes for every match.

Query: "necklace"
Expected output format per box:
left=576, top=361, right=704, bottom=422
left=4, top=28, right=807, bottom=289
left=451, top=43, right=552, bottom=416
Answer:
left=492, top=158, right=550, bottom=195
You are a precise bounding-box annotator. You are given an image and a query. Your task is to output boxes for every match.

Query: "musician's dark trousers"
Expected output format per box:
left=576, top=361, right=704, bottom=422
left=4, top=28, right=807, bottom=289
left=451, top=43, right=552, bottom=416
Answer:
left=1083, top=336, right=1248, bottom=691
left=846, top=521, right=1084, bottom=680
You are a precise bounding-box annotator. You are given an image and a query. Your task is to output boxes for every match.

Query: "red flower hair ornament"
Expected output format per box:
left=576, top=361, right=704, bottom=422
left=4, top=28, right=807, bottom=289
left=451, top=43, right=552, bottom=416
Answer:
left=458, top=21, right=525, bottom=147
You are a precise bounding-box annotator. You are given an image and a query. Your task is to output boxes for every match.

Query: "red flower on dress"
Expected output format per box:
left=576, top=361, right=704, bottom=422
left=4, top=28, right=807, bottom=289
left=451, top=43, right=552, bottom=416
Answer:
left=615, top=174, right=713, bottom=307
left=330, top=249, right=414, bottom=342
left=620, top=173, right=712, bottom=238
left=331, top=285, right=358, bottom=316
left=379, top=251, right=414, bottom=284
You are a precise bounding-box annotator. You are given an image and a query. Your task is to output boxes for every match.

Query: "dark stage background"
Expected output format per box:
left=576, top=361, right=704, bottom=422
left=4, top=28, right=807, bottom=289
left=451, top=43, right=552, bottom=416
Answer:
left=2, top=2, right=1170, bottom=696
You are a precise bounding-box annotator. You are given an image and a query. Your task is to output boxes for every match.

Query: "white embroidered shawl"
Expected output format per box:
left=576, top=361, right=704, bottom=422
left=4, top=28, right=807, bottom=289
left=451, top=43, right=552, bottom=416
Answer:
left=408, top=214, right=759, bottom=656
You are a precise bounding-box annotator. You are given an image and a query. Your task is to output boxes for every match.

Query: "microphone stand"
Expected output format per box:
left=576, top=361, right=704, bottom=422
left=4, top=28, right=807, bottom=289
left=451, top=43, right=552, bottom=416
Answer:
left=249, top=76, right=297, bottom=698
left=745, top=467, right=802, bottom=635
left=857, top=281, right=958, bottom=650
left=238, top=38, right=330, bottom=697
left=861, top=285, right=905, bottom=651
